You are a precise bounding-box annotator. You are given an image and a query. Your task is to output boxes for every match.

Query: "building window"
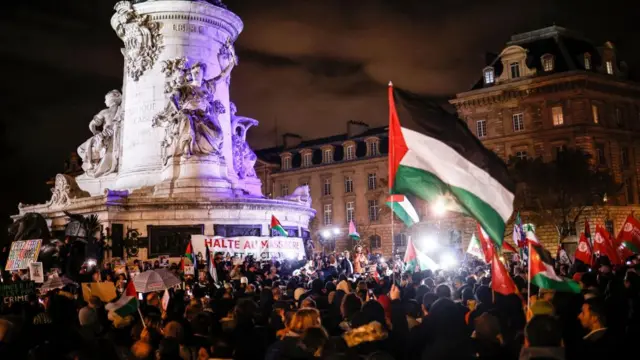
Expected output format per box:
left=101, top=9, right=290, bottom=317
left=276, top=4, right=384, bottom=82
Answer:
left=484, top=68, right=494, bottom=84
left=345, top=145, right=355, bottom=161
left=621, top=147, right=630, bottom=169
left=476, top=120, right=487, bottom=138
left=605, top=61, right=614, bottom=75
left=551, top=106, right=564, bottom=126
left=369, top=234, right=381, bottom=249
left=367, top=173, right=377, bottom=190
left=595, top=143, right=606, bottom=166
left=512, top=113, right=524, bottom=132
left=323, top=149, right=333, bottom=164
left=626, top=178, right=635, bottom=204
left=394, top=233, right=408, bottom=248
left=510, top=62, right=521, bottom=79
left=592, top=104, right=599, bottom=124
left=323, top=204, right=332, bottom=225
left=616, top=108, right=623, bottom=127
left=281, top=183, right=289, bottom=197
left=323, top=178, right=331, bottom=196
left=302, top=153, right=312, bottom=167
left=368, top=200, right=379, bottom=221
left=346, top=201, right=355, bottom=223
left=368, top=141, right=379, bottom=156
left=515, top=151, right=528, bottom=160
left=282, top=157, right=291, bottom=170
left=553, top=145, right=566, bottom=160
left=542, top=54, right=554, bottom=71
left=584, top=53, right=591, bottom=70
left=344, top=177, right=353, bottom=193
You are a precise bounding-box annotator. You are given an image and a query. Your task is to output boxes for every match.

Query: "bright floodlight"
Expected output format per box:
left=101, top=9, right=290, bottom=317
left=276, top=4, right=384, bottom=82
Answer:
left=432, top=196, right=447, bottom=216
left=333, top=228, right=341, bottom=235
left=322, top=230, right=331, bottom=238
left=379, top=257, right=386, bottom=263
left=421, top=236, right=440, bottom=252
left=439, top=253, right=456, bottom=269
left=86, top=259, right=97, bottom=267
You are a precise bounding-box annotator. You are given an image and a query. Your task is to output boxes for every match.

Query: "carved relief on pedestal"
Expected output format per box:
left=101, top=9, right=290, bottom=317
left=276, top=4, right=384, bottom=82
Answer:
left=278, top=185, right=312, bottom=208
left=47, top=174, right=90, bottom=208
left=77, top=90, right=124, bottom=178
left=152, top=40, right=237, bottom=165
left=111, top=1, right=164, bottom=81
left=229, top=102, right=258, bottom=179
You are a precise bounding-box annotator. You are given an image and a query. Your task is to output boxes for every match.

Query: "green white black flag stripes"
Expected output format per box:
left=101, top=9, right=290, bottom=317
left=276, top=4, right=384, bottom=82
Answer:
left=388, top=83, right=515, bottom=245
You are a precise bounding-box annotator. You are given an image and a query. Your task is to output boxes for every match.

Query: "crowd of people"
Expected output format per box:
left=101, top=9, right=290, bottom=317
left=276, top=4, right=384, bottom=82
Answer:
left=1, top=244, right=640, bottom=360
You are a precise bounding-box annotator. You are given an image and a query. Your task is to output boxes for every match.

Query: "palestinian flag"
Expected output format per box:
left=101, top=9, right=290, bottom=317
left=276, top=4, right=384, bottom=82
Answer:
left=387, top=83, right=515, bottom=246
left=529, top=243, right=580, bottom=293
left=476, top=223, right=495, bottom=263
left=524, top=224, right=539, bottom=244
left=491, top=252, right=518, bottom=295
left=181, top=241, right=196, bottom=271
left=404, top=237, right=420, bottom=272
left=386, top=194, right=420, bottom=226
left=105, top=281, right=139, bottom=317
left=271, top=215, right=288, bottom=237
left=466, top=234, right=485, bottom=260
left=348, top=220, right=361, bottom=240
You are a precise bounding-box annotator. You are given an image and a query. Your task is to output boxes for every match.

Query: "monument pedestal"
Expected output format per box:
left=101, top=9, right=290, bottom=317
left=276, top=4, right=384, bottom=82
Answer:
left=76, top=173, right=118, bottom=197
left=154, top=155, right=234, bottom=198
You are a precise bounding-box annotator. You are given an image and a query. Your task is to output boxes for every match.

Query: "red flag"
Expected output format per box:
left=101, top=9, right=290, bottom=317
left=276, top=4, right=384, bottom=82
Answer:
left=502, top=241, right=517, bottom=253
left=125, top=280, right=137, bottom=297
left=575, top=232, right=593, bottom=266
left=476, top=223, right=494, bottom=263
left=594, top=225, right=622, bottom=265
left=491, top=252, right=518, bottom=295
left=615, top=215, right=640, bottom=259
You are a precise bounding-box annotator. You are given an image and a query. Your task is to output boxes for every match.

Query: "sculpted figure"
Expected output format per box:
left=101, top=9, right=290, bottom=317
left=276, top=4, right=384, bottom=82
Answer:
left=152, top=40, right=236, bottom=165
left=77, top=90, right=123, bottom=177
left=230, top=102, right=258, bottom=179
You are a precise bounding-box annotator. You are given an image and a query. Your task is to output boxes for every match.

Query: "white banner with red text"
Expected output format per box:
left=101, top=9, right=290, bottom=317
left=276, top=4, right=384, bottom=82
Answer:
left=190, top=235, right=305, bottom=261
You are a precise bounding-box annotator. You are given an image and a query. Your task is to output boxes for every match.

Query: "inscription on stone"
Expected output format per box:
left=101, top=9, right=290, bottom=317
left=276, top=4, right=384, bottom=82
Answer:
left=173, top=23, right=206, bottom=34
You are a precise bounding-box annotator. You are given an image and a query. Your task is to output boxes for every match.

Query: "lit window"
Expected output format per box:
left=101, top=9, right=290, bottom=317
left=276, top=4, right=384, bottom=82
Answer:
left=323, top=149, right=333, bottom=164
left=281, top=183, right=289, bottom=196
left=323, top=204, right=332, bottom=225
left=367, top=173, right=377, bottom=190
left=510, top=62, right=521, bottom=79
left=368, top=200, right=379, bottom=221
left=592, top=104, right=599, bottom=124
left=344, top=177, right=353, bottom=193
left=484, top=68, right=495, bottom=84
left=542, top=55, right=554, bottom=71
left=282, top=156, right=291, bottom=170
left=512, top=113, right=524, bottom=132
left=606, top=61, right=614, bottom=75
left=346, top=202, right=355, bottom=223
left=476, top=120, right=487, bottom=138
left=368, top=141, right=378, bottom=156
left=345, top=145, right=355, bottom=160
left=515, top=151, right=528, bottom=160
left=595, top=143, right=606, bottom=165
left=584, top=53, right=591, bottom=70
left=552, top=106, right=564, bottom=126
left=323, top=178, right=331, bottom=196
left=302, top=152, right=312, bottom=167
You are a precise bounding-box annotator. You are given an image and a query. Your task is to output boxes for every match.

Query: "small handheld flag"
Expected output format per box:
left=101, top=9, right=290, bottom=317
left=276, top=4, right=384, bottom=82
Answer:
left=271, top=215, right=288, bottom=237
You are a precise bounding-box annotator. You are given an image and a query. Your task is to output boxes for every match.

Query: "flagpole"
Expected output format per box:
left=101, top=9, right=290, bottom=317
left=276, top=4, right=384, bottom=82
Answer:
left=389, top=81, right=395, bottom=265
left=527, top=242, right=531, bottom=314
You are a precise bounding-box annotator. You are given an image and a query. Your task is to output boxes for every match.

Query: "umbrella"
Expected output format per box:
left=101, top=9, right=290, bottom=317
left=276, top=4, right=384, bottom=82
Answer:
left=133, top=269, right=181, bottom=293
left=39, top=276, right=77, bottom=292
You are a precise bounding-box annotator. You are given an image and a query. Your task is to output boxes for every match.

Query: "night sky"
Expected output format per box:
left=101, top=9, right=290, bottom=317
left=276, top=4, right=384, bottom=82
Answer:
left=2, top=0, right=640, bottom=239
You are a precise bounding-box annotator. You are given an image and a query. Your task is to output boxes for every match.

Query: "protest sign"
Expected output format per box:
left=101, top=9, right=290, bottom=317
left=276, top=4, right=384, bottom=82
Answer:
left=82, top=282, right=117, bottom=303
left=184, top=265, right=195, bottom=275
left=5, top=239, right=42, bottom=271
left=29, top=262, right=44, bottom=283
left=0, top=282, right=36, bottom=305
left=190, top=236, right=305, bottom=261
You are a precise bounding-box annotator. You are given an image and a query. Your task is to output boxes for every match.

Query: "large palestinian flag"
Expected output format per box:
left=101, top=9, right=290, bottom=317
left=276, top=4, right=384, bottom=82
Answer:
left=529, top=242, right=580, bottom=293
left=388, top=83, right=515, bottom=245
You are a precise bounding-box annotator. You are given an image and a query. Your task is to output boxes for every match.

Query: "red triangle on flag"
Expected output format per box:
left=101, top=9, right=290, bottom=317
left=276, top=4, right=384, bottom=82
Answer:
left=125, top=280, right=137, bottom=297
left=388, top=82, right=409, bottom=190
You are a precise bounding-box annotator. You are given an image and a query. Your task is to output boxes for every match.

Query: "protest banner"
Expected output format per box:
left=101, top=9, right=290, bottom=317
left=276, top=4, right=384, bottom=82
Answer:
left=190, top=235, right=305, bottom=261
left=82, top=282, right=117, bottom=303
left=0, top=282, right=36, bottom=305
left=29, top=262, right=44, bottom=283
left=5, top=239, right=42, bottom=271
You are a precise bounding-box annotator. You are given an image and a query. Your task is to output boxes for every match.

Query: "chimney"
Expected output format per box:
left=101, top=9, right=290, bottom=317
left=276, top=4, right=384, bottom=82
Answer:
left=282, top=133, right=303, bottom=149
left=347, top=120, right=369, bottom=138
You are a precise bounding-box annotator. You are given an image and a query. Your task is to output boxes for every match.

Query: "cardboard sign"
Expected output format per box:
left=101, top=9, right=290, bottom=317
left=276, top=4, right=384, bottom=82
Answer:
left=191, top=235, right=305, bottom=261
left=183, top=265, right=195, bottom=275
left=0, top=282, right=36, bottom=305
left=82, top=282, right=117, bottom=303
left=5, top=240, right=42, bottom=271
left=29, top=262, right=44, bottom=283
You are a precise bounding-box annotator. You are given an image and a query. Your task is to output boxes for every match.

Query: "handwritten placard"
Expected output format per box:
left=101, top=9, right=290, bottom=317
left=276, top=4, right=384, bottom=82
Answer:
left=5, top=240, right=42, bottom=271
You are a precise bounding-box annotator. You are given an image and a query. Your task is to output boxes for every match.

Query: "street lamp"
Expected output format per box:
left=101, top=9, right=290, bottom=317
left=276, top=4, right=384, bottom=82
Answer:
left=432, top=196, right=447, bottom=216
left=320, top=227, right=341, bottom=253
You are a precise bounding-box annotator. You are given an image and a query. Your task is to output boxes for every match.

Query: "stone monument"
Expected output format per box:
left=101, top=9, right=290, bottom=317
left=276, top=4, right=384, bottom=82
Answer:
left=16, top=0, right=315, bottom=260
